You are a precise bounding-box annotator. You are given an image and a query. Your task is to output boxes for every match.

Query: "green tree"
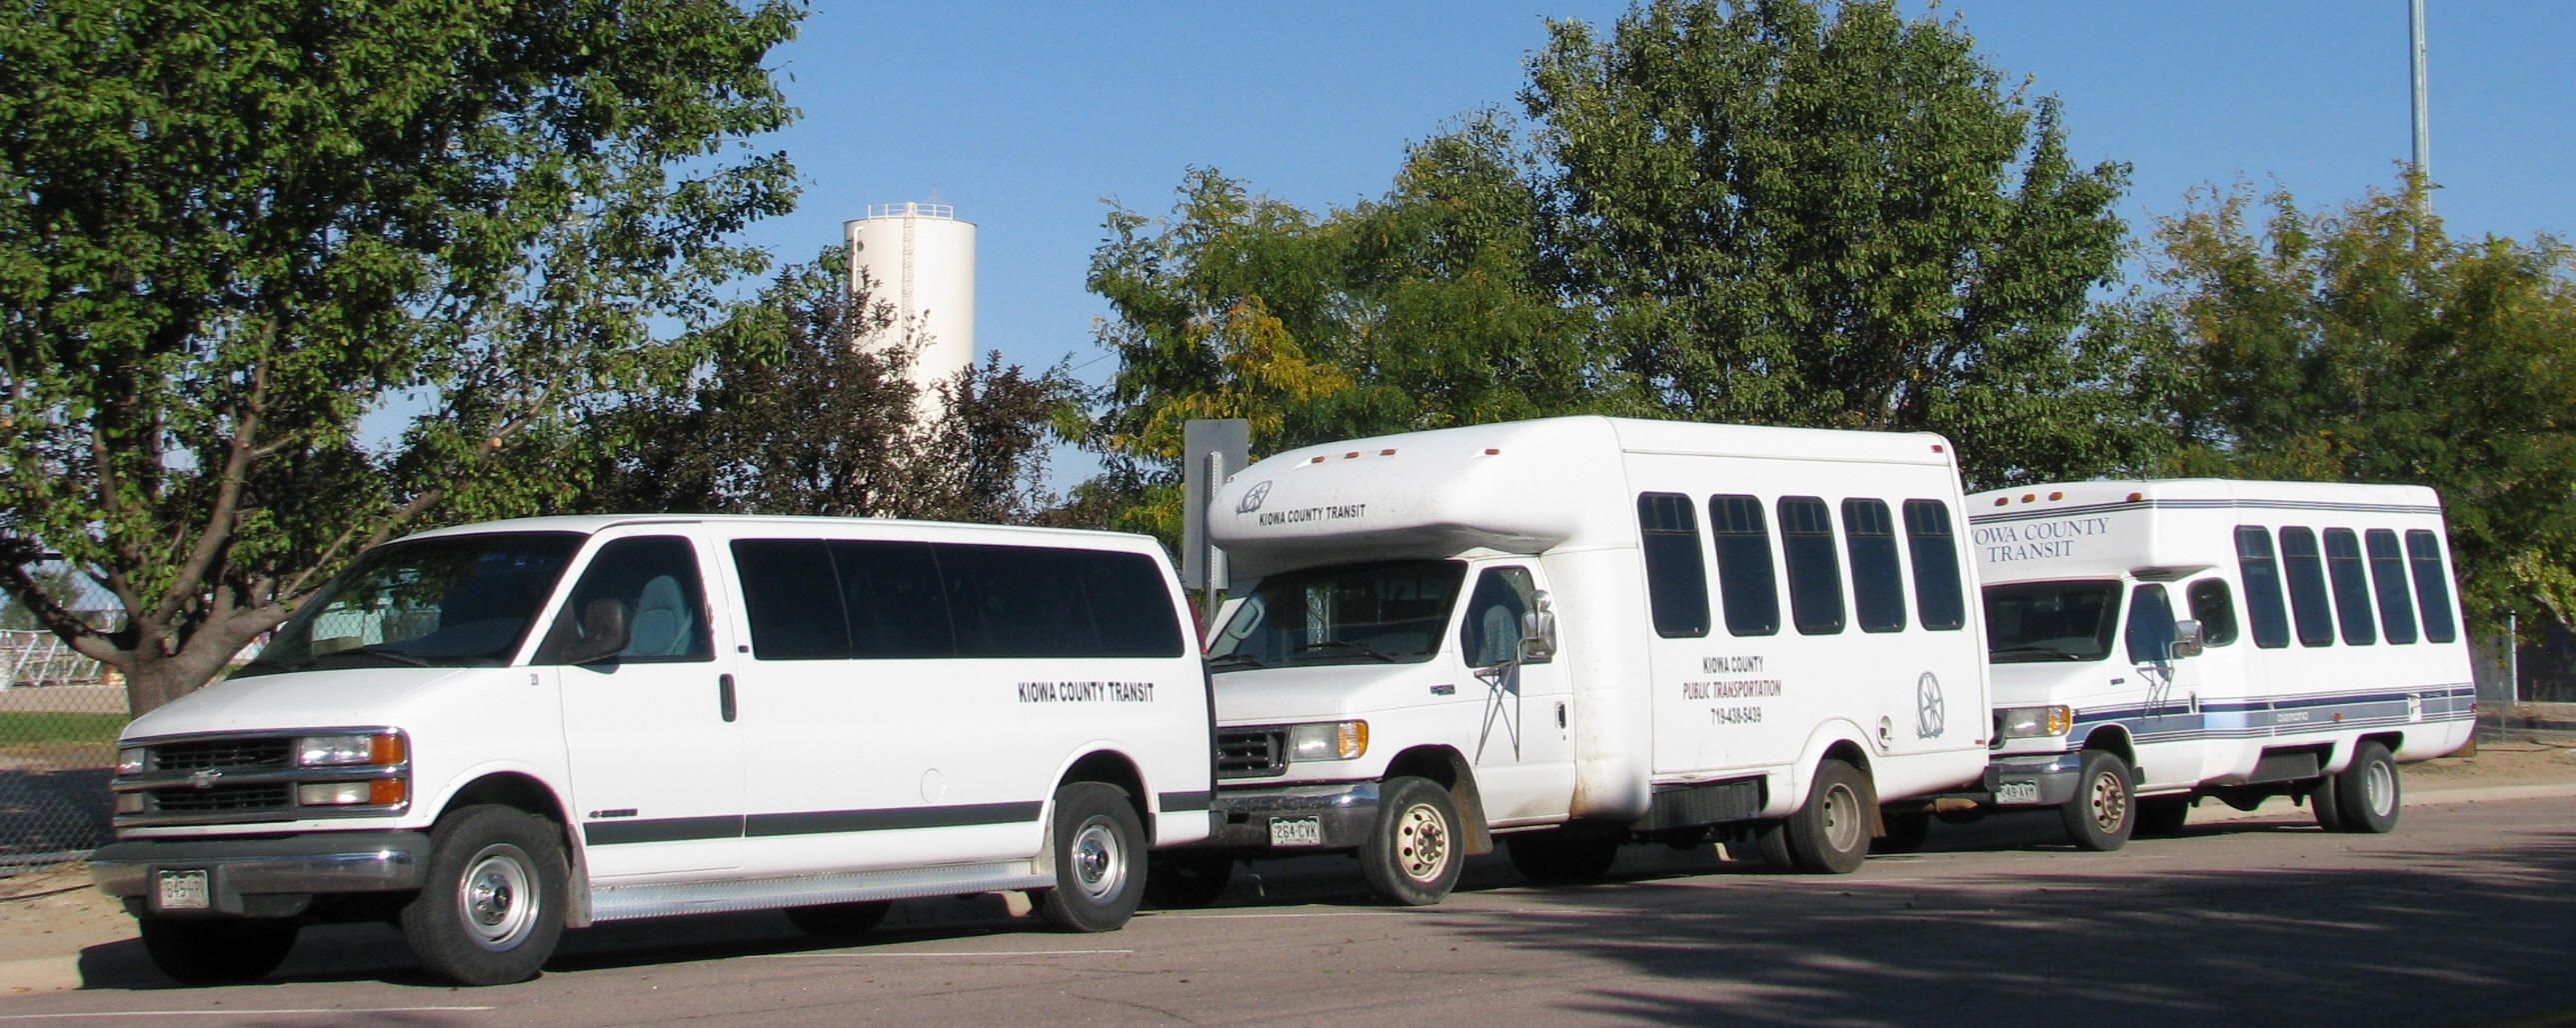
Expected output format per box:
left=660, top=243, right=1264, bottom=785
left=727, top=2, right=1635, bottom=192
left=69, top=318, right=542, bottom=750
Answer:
left=1083, top=122, right=1608, bottom=541
left=576, top=249, right=1082, bottom=523
left=0, top=0, right=801, bottom=714
left=2136, top=176, right=2576, bottom=629
left=1522, top=0, right=2158, bottom=486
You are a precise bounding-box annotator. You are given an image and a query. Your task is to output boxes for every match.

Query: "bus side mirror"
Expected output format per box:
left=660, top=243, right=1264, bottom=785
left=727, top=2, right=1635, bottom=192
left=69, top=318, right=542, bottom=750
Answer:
left=2170, top=619, right=2205, bottom=659
left=1519, top=590, right=1558, bottom=661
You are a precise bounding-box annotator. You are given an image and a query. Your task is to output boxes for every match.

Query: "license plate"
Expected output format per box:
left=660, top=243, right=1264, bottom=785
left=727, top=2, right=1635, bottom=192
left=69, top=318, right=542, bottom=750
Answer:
left=1268, top=816, right=1323, bottom=847
left=1995, top=781, right=2040, bottom=805
left=156, top=869, right=211, bottom=911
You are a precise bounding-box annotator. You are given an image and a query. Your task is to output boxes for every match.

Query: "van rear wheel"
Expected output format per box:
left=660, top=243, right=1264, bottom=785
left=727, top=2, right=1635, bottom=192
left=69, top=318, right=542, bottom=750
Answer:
left=1783, top=759, right=1873, bottom=874
left=1359, top=776, right=1461, bottom=905
left=1034, top=782, right=1146, bottom=932
left=2061, top=750, right=2135, bottom=852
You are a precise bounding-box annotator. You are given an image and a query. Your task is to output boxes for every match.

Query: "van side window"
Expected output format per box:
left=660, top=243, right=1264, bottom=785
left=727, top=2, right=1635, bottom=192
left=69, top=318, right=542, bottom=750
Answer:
left=547, top=535, right=713, bottom=663
left=2405, top=529, right=2459, bottom=643
left=830, top=540, right=954, bottom=658
left=2322, top=529, right=2377, bottom=645
left=1840, top=498, right=1906, bottom=633
left=2364, top=529, right=2420, bottom=645
left=2234, top=526, right=2290, bottom=648
left=734, top=539, right=852, bottom=660
left=1901, top=499, right=1966, bottom=631
left=2125, top=584, right=2176, bottom=664
left=2185, top=578, right=2238, bottom=646
left=735, top=539, right=1184, bottom=661
left=938, top=543, right=1184, bottom=658
left=1778, top=496, right=1845, bottom=635
left=2278, top=527, right=2334, bottom=647
left=1636, top=493, right=1711, bottom=638
left=1707, top=495, right=1779, bottom=636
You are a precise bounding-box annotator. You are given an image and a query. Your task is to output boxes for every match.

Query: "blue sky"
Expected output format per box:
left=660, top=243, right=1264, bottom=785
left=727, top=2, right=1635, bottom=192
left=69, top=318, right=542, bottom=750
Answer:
left=734, top=1, right=2574, bottom=398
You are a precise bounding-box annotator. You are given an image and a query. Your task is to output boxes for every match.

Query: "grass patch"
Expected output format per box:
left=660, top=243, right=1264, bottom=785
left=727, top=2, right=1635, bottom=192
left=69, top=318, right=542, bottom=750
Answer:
left=0, top=711, right=131, bottom=747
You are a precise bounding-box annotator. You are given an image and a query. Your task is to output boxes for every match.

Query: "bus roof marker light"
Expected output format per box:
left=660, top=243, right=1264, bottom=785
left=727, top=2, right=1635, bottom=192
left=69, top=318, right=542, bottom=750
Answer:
left=2049, top=491, right=2064, bottom=501
left=2127, top=492, right=2145, bottom=502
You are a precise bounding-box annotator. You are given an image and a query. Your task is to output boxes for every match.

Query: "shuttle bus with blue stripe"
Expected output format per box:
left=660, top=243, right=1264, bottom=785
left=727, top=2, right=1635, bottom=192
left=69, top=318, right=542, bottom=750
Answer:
left=1964, top=480, right=2475, bottom=849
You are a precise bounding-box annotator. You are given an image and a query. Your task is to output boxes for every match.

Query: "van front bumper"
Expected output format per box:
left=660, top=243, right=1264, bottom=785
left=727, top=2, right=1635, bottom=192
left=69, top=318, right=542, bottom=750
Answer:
left=1983, top=751, right=2083, bottom=808
left=90, top=831, right=431, bottom=916
left=1205, top=781, right=1380, bottom=851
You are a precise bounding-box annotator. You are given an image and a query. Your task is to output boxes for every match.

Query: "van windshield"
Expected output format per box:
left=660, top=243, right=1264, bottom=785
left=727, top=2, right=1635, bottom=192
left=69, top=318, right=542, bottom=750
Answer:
left=1208, top=559, right=1465, bottom=669
left=233, top=532, right=586, bottom=677
left=1982, top=581, right=2121, bottom=663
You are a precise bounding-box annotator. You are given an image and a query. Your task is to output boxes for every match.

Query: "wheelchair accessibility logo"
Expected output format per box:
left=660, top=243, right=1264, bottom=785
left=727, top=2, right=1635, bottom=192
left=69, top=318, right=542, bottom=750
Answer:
left=1916, top=672, right=1947, bottom=739
left=1235, top=480, right=1273, bottom=514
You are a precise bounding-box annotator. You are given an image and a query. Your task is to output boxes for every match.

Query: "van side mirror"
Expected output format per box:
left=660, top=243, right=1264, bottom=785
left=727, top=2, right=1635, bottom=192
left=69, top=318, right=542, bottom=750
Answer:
left=1518, top=590, right=1558, bottom=662
left=563, top=598, right=633, bottom=665
left=2169, top=619, right=2204, bottom=659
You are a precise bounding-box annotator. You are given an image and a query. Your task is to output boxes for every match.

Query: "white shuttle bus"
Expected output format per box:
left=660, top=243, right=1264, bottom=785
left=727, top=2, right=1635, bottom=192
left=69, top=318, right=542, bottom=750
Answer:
left=1172, top=416, right=1993, bottom=906
left=1966, top=480, right=2476, bottom=849
left=91, top=516, right=1215, bottom=985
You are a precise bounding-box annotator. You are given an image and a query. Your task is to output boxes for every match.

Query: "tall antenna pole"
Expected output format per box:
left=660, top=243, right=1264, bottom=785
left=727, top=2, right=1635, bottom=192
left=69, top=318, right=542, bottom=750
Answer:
left=2410, top=0, right=2432, bottom=206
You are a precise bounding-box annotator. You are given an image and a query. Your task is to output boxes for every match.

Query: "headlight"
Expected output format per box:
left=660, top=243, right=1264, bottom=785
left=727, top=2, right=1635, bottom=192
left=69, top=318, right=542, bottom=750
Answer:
left=298, top=731, right=406, bottom=767
left=1287, top=721, right=1368, bottom=762
left=1996, top=706, right=2071, bottom=739
left=117, top=747, right=146, bottom=776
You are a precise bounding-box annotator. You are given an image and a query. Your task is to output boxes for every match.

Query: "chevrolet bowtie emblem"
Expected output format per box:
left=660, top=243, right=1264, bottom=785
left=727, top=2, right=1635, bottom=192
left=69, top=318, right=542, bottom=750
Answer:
left=188, top=768, right=223, bottom=789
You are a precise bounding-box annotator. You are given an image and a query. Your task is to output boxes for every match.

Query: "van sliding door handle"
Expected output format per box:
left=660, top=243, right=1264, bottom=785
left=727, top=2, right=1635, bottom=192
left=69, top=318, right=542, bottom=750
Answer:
left=719, top=674, right=737, bottom=723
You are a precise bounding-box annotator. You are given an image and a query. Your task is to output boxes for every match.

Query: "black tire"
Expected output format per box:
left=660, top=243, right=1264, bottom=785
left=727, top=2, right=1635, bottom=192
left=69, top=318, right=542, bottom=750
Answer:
left=1034, top=782, right=1147, bottom=932
left=1358, top=776, right=1462, bottom=905
left=399, top=804, right=568, bottom=986
left=1871, top=810, right=1934, bottom=854
left=2060, top=749, right=2136, bottom=852
left=1783, top=759, right=1874, bottom=874
left=1751, top=820, right=1794, bottom=868
left=2136, top=795, right=2191, bottom=837
left=2330, top=740, right=2401, bottom=834
left=786, top=900, right=893, bottom=939
left=136, top=916, right=300, bottom=986
left=1144, top=851, right=1236, bottom=909
left=1504, top=825, right=1621, bottom=884
left=2308, top=775, right=2347, bottom=831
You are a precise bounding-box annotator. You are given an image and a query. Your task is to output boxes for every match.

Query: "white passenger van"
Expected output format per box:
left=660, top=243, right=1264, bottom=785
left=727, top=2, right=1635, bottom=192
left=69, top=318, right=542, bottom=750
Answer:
left=1966, top=480, right=2475, bottom=849
left=1169, top=416, right=1993, bottom=906
left=90, top=515, right=1214, bottom=986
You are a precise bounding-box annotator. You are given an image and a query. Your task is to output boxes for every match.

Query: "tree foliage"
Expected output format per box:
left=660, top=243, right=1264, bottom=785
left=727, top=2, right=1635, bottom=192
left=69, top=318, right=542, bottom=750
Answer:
left=1084, top=117, right=1608, bottom=540
left=574, top=249, right=1082, bottom=524
left=1521, top=0, right=2157, bottom=487
left=2133, top=176, right=2576, bottom=629
left=0, top=0, right=801, bottom=712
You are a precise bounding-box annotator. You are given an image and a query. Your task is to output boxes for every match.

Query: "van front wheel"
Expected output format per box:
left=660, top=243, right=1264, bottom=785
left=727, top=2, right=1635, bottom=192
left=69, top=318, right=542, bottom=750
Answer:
left=2061, top=750, right=2135, bottom=852
left=1359, top=776, right=1461, bottom=905
left=400, top=805, right=567, bottom=986
left=1035, top=782, right=1146, bottom=932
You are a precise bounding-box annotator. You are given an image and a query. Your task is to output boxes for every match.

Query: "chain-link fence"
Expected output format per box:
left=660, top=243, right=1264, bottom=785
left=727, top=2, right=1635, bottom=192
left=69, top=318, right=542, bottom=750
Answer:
left=1, top=560, right=123, bottom=873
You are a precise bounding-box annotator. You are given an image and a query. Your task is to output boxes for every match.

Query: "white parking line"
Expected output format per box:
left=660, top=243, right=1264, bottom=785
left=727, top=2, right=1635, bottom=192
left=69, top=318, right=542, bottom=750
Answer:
left=751, top=949, right=1133, bottom=958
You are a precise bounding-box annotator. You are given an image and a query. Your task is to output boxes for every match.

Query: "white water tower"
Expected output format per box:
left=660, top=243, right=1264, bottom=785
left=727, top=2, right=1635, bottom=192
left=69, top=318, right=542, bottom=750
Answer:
left=847, top=202, right=977, bottom=405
